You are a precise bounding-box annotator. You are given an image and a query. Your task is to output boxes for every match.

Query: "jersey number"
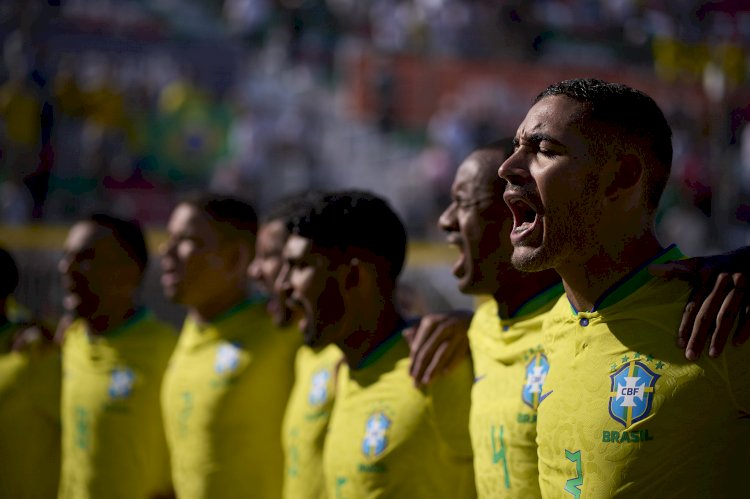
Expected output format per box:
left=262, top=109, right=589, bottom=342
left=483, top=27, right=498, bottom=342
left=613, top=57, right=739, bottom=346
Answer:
left=564, top=449, right=583, bottom=498
left=491, top=425, right=511, bottom=489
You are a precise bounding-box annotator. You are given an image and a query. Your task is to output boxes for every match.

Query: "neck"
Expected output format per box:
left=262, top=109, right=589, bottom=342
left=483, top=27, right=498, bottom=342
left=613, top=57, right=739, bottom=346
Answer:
left=558, top=230, right=662, bottom=312
left=336, top=295, right=403, bottom=369
left=86, top=303, right=138, bottom=335
left=493, top=268, right=561, bottom=319
left=189, top=288, right=247, bottom=324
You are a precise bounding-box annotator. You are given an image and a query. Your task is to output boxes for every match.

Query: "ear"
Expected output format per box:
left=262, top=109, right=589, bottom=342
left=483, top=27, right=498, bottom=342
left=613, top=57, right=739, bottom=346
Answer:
left=604, top=153, right=643, bottom=201
left=223, top=242, right=251, bottom=274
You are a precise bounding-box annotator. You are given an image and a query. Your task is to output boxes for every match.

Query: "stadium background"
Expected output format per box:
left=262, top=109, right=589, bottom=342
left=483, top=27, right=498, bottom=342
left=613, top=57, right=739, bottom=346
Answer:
left=1, top=0, right=749, bottom=326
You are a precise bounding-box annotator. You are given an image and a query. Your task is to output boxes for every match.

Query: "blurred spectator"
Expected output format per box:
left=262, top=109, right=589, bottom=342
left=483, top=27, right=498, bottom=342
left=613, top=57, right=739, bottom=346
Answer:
left=0, top=245, right=61, bottom=499
left=57, top=214, right=175, bottom=498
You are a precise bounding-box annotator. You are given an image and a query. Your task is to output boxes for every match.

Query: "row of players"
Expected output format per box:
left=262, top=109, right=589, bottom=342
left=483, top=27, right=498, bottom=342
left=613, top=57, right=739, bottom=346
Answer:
left=1, top=77, right=749, bottom=498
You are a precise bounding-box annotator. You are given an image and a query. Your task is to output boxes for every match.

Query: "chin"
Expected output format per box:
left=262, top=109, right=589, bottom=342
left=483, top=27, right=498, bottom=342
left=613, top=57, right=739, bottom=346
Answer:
left=510, top=246, right=554, bottom=273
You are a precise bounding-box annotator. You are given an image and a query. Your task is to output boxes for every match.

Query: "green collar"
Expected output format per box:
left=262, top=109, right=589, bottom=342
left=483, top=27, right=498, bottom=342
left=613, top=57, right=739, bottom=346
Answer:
left=208, top=299, right=255, bottom=325
left=355, top=319, right=411, bottom=370
left=570, top=244, right=684, bottom=314
left=508, top=281, right=565, bottom=319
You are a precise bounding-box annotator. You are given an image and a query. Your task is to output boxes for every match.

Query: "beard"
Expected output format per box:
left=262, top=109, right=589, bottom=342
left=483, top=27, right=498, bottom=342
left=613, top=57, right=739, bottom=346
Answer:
left=511, top=194, right=602, bottom=274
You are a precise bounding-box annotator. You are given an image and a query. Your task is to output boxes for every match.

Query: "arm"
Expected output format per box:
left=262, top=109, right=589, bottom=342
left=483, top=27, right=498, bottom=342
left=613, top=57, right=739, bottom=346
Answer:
left=403, top=310, right=473, bottom=387
left=650, top=246, right=750, bottom=360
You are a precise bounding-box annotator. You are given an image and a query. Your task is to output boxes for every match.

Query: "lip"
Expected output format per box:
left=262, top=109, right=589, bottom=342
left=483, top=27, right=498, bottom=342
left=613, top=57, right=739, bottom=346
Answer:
left=285, top=297, right=308, bottom=333
left=444, top=232, right=467, bottom=279
left=61, top=276, right=85, bottom=294
left=160, top=270, right=181, bottom=289
left=503, top=191, right=542, bottom=246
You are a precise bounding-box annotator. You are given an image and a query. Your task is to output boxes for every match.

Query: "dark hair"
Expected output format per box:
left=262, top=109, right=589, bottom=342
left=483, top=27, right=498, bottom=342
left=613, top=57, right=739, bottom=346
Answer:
left=181, top=195, right=258, bottom=245
left=537, top=78, right=673, bottom=210
left=0, top=246, right=19, bottom=298
left=262, top=190, right=325, bottom=227
left=290, top=190, right=408, bottom=282
left=87, top=213, right=149, bottom=274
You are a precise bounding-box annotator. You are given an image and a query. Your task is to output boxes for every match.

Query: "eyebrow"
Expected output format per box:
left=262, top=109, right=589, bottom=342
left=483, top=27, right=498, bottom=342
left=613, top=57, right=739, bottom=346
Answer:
left=515, top=132, right=565, bottom=148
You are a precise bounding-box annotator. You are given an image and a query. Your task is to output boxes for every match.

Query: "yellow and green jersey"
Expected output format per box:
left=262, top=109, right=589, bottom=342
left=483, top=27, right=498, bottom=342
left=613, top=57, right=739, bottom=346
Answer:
left=161, top=300, right=300, bottom=499
left=282, top=343, right=342, bottom=499
left=59, top=310, right=176, bottom=499
left=537, top=245, right=750, bottom=498
left=468, top=283, right=564, bottom=499
left=0, top=322, right=61, bottom=499
left=324, top=333, right=476, bottom=499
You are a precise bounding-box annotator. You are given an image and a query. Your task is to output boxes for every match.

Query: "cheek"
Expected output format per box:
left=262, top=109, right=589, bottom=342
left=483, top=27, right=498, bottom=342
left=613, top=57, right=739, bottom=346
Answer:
left=319, top=276, right=346, bottom=322
left=265, top=260, right=283, bottom=285
left=462, top=215, right=487, bottom=251
left=176, top=241, right=196, bottom=263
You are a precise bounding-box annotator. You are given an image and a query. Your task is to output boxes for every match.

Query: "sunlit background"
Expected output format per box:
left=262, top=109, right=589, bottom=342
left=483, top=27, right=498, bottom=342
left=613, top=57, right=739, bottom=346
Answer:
left=2, top=0, right=750, bottom=323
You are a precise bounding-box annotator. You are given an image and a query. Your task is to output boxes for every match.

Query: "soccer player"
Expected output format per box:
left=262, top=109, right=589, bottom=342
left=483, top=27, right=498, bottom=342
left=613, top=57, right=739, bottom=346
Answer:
left=409, top=138, right=750, bottom=498
left=279, top=190, right=476, bottom=498
left=435, top=140, right=562, bottom=498
left=499, top=78, right=749, bottom=496
left=249, top=191, right=342, bottom=499
left=160, top=195, right=300, bottom=499
left=58, top=214, right=175, bottom=499
left=0, top=246, right=60, bottom=499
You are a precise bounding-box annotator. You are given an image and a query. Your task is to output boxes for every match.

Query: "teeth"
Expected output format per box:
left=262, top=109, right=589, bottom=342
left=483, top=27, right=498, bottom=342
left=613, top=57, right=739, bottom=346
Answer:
left=514, top=222, right=532, bottom=233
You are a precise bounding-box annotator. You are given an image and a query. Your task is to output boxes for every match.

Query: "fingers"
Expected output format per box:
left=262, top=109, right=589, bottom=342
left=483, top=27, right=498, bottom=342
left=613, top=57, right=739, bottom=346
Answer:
left=402, top=326, right=415, bottom=345
left=708, top=273, right=746, bottom=357
left=407, top=313, right=471, bottom=387
left=684, top=271, right=732, bottom=360
left=677, top=295, right=699, bottom=351
left=419, top=329, right=469, bottom=387
left=649, top=259, right=700, bottom=280
left=408, top=315, right=447, bottom=385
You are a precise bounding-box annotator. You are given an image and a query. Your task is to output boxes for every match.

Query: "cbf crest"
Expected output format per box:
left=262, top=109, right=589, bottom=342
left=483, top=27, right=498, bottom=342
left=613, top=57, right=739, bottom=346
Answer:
left=215, top=342, right=242, bottom=374
left=308, top=368, right=330, bottom=406
left=362, top=412, right=391, bottom=458
left=609, top=360, right=660, bottom=428
left=108, top=367, right=135, bottom=399
left=522, top=352, right=549, bottom=410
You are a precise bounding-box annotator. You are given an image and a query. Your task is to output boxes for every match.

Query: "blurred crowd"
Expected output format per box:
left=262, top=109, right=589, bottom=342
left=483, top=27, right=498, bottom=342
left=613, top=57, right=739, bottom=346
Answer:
left=0, top=0, right=749, bottom=252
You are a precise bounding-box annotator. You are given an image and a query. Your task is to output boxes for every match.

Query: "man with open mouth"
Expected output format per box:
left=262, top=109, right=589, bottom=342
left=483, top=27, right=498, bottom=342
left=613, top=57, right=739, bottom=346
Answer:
left=499, top=78, right=750, bottom=497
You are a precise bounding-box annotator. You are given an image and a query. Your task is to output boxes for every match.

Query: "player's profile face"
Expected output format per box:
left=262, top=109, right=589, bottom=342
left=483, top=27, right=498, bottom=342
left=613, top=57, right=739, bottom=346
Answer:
left=59, top=222, right=131, bottom=318
left=499, top=95, right=604, bottom=272
left=249, top=219, right=292, bottom=327
left=281, top=234, right=346, bottom=348
left=439, top=151, right=513, bottom=295
left=160, top=203, right=233, bottom=308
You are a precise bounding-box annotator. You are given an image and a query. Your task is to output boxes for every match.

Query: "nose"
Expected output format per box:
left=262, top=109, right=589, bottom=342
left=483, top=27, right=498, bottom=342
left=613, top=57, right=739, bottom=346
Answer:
left=58, top=254, right=72, bottom=276
left=437, top=201, right=458, bottom=234
left=274, top=262, right=292, bottom=298
left=248, top=257, right=261, bottom=280
left=497, top=149, right=530, bottom=186
left=159, top=237, right=177, bottom=265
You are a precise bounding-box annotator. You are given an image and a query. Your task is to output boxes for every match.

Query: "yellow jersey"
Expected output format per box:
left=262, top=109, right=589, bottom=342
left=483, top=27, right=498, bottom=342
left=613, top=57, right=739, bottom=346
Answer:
left=161, top=300, right=300, bottom=499
left=537, top=246, right=750, bottom=498
left=324, top=333, right=476, bottom=499
left=468, top=283, right=564, bottom=499
left=282, top=343, right=342, bottom=499
left=59, top=310, right=176, bottom=499
left=0, top=322, right=61, bottom=499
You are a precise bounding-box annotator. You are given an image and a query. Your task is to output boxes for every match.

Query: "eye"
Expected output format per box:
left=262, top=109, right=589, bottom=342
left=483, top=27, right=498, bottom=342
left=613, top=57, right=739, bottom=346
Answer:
left=539, top=147, right=558, bottom=158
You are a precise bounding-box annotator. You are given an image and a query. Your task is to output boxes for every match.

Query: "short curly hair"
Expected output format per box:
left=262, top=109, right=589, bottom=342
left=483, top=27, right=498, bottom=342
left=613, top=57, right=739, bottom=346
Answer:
left=537, top=78, right=673, bottom=211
